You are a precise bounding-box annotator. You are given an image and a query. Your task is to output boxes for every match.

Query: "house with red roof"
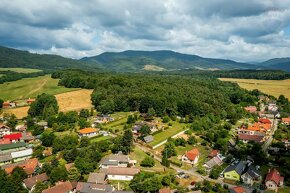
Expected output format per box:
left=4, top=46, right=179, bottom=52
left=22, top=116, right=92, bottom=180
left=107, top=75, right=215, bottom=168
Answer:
left=182, top=148, right=199, bottom=165
left=3, top=133, right=22, bottom=143
left=42, top=181, right=75, bottom=193
left=265, top=168, right=284, bottom=192
left=259, top=118, right=272, bottom=124
left=208, top=150, right=219, bottom=158
left=1, top=158, right=38, bottom=176
left=78, top=128, right=99, bottom=138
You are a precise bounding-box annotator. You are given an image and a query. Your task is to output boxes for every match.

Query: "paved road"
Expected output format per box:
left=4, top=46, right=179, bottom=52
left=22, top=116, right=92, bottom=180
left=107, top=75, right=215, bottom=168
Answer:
left=262, top=119, right=278, bottom=152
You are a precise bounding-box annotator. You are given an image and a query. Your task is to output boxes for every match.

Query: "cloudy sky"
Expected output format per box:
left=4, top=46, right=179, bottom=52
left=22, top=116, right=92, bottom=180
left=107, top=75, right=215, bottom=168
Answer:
left=1, top=0, right=290, bottom=62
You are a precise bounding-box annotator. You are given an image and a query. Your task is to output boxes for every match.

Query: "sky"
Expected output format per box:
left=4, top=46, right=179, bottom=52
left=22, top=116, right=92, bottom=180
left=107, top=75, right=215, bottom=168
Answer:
left=0, top=0, right=290, bottom=62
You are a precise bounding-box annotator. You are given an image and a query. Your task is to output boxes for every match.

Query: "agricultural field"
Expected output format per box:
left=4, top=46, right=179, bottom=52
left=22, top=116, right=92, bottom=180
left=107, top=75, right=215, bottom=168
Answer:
left=219, top=78, right=290, bottom=99
left=0, top=75, right=78, bottom=100
left=2, top=89, right=93, bottom=118
left=0, top=67, right=42, bottom=73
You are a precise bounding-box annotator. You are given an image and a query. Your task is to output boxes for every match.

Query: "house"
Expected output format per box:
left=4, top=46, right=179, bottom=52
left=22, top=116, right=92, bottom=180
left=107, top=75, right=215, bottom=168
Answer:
left=241, top=166, right=262, bottom=185
left=244, top=106, right=257, bottom=113
left=133, top=122, right=158, bottom=135
left=0, top=138, right=11, bottom=145
left=203, top=155, right=224, bottom=170
left=0, top=154, right=12, bottom=166
left=208, top=150, right=219, bottom=158
left=238, top=133, right=265, bottom=144
left=23, top=173, right=48, bottom=191
left=2, top=101, right=11, bottom=109
left=94, top=114, right=114, bottom=124
left=259, top=118, right=272, bottom=124
left=3, top=132, right=22, bottom=143
left=42, top=147, right=53, bottom=157
left=1, top=158, right=38, bottom=175
left=268, top=103, right=278, bottom=112
left=229, top=186, right=246, bottom=193
left=26, top=98, right=35, bottom=105
left=0, top=123, right=11, bottom=137
left=21, top=131, right=35, bottom=143
left=11, top=148, right=33, bottom=162
left=143, top=135, right=154, bottom=143
left=42, top=181, right=75, bottom=193
left=281, top=117, right=290, bottom=125
left=87, top=172, right=107, bottom=184
left=36, top=121, right=48, bottom=129
left=182, top=148, right=199, bottom=165
left=78, top=128, right=99, bottom=138
left=265, top=168, right=284, bottom=192
left=99, top=153, right=136, bottom=168
left=0, top=142, right=26, bottom=153
left=100, top=167, right=140, bottom=181
left=223, top=161, right=246, bottom=181
left=76, top=182, right=114, bottom=193
left=238, top=122, right=272, bottom=136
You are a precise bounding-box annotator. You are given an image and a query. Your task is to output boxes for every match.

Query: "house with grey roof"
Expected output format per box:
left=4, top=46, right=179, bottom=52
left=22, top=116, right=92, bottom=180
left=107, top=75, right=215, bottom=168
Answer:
left=241, top=166, right=262, bottom=186
left=99, top=153, right=136, bottom=168
left=143, top=135, right=154, bottom=143
left=87, top=172, right=107, bottom=184
left=223, top=161, right=247, bottom=181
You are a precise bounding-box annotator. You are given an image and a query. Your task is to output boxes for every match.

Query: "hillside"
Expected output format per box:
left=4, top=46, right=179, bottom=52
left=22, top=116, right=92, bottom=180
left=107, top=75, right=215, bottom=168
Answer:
left=0, top=46, right=99, bottom=71
left=259, top=58, right=290, bottom=71
left=81, top=50, right=258, bottom=71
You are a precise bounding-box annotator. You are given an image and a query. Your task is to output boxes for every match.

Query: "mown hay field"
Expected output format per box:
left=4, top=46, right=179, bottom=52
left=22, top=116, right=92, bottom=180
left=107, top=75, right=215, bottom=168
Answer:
left=219, top=78, right=290, bottom=99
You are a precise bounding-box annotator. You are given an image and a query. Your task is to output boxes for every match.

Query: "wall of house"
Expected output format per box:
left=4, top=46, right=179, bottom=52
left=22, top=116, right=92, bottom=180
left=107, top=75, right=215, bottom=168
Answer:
left=224, top=171, right=240, bottom=181
left=265, top=181, right=278, bottom=192
left=107, top=174, right=134, bottom=181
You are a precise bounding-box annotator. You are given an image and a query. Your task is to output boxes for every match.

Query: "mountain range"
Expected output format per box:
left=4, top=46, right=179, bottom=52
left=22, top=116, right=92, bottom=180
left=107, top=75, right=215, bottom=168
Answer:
left=0, top=45, right=289, bottom=72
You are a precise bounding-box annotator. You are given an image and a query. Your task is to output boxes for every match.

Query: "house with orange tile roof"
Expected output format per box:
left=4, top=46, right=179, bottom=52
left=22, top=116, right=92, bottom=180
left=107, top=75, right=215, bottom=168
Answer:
left=244, top=106, right=257, bottom=113
left=281, top=117, right=290, bottom=125
left=42, top=181, right=74, bottom=193
left=182, top=148, right=199, bottom=165
left=1, top=158, right=38, bottom=176
left=78, top=128, right=99, bottom=138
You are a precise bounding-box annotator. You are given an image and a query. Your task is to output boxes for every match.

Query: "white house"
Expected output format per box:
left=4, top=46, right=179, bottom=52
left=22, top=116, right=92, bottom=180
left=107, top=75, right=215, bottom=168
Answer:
left=265, top=168, right=284, bottom=192
left=182, top=148, right=199, bottom=165
left=78, top=128, right=99, bottom=138
left=0, top=124, right=11, bottom=137
left=99, top=153, right=136, bottom=168
left=100, top=167, right=140, bottom=181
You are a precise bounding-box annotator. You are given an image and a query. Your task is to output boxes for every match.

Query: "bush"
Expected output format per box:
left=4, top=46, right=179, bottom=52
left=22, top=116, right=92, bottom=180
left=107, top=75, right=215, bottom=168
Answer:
left=140, top=156, right=155, bottom=167
left=162, top=116, right=170, bottom=123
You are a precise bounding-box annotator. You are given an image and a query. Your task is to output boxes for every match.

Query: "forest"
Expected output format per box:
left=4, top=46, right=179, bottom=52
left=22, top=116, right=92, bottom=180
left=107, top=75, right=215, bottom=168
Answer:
left=52, top=70, right=259, bottom=122
left=160, top=69, right=290, bottom=80
left=0, top=70, right=49, bottom=84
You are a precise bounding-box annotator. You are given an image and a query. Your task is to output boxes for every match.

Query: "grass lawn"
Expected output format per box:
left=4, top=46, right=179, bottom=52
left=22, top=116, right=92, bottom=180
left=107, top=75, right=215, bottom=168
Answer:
left=149, top=121, right=188, bottom=147
left=0, top=67, right=42, bottom=73
left=279, top=187, right=290, bottom=193
left=109, top=181, right=131, bottom=191
left=103, top=112, right=133, bottom=134
left=90, top=135, right=113, bottom=143
left=130, top=146, right=173, bottom=173
left=0, top=75, right=78, bottom=100
left=219, top=78, right=290, bottom=99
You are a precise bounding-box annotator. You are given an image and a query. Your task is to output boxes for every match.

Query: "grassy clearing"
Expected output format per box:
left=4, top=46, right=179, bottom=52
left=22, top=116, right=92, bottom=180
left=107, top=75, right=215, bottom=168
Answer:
left=149, top=121, right=188, bottom=147
left=0, top=75, right=78, bottom=100
left=279, top=187, right=290, bottom=193
left=90, top=135, right=113, bottom=143
left=0, top=67, right=42, bottom=73
left=219, top=78, right=290, bottom=99
left=130, top=146, right=173, bottom=173
left=103, top=112, right=133, bottom=134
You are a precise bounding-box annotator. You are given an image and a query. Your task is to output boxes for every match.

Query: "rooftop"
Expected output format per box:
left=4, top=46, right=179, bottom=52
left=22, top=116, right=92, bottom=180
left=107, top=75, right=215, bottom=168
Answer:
left=224, top=161, right=246, bottom=175
left=100, top=167, right=140, bottom=176
left=78, top=128, right=98, bottom=134
left=24, top=173, right=48, bottom=189
left=42, top=181, right=73, bottom=193
left=0, top=142, right=26, bottom=151
left=186, top=148, right=199, bottom=161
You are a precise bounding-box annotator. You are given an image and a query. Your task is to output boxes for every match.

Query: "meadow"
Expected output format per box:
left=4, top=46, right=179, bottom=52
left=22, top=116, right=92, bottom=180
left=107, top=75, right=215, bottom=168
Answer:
left=0, top=67, right=42, bottom=73
left=219, top=78, right=290, bottom=99
left=0, top=75, right=78, bottom=101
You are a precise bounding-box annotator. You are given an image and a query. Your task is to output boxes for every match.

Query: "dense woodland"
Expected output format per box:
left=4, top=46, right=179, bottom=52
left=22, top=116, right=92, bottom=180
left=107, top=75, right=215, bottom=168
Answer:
left=52, top=70, right=259, bottom=121
left=160, top=69, right=290, bottom=80
left=0, top=70, right=49, bottom=84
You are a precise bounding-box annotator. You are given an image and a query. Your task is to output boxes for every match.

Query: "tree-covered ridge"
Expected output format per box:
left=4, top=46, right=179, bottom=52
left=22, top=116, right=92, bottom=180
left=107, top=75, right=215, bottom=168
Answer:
left=159, top=69, right=290, bottom=80
left=52, top=70, right=258, bottom=121
left=0, top=46, right=100, bottom=71
left=0, top=70, right=49, bottom=84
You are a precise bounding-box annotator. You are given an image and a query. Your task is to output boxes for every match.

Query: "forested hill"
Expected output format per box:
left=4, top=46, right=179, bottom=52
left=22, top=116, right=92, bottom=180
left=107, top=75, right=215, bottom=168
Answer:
left=81, top=50, right=258, bottom=71
left=0, top=46, right=100, bottom=71
left=259, top=58, right=290, bottom=71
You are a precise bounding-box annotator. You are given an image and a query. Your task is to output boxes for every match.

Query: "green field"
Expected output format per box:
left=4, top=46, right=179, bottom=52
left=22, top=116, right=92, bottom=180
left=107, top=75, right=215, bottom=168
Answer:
left=90, top=135, right=113, bottom=143
left=0, top=67, right=42, bottom=73
left=149, top=121, right=188, bottom=147
left=0, top=75, right=78, bottom=100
